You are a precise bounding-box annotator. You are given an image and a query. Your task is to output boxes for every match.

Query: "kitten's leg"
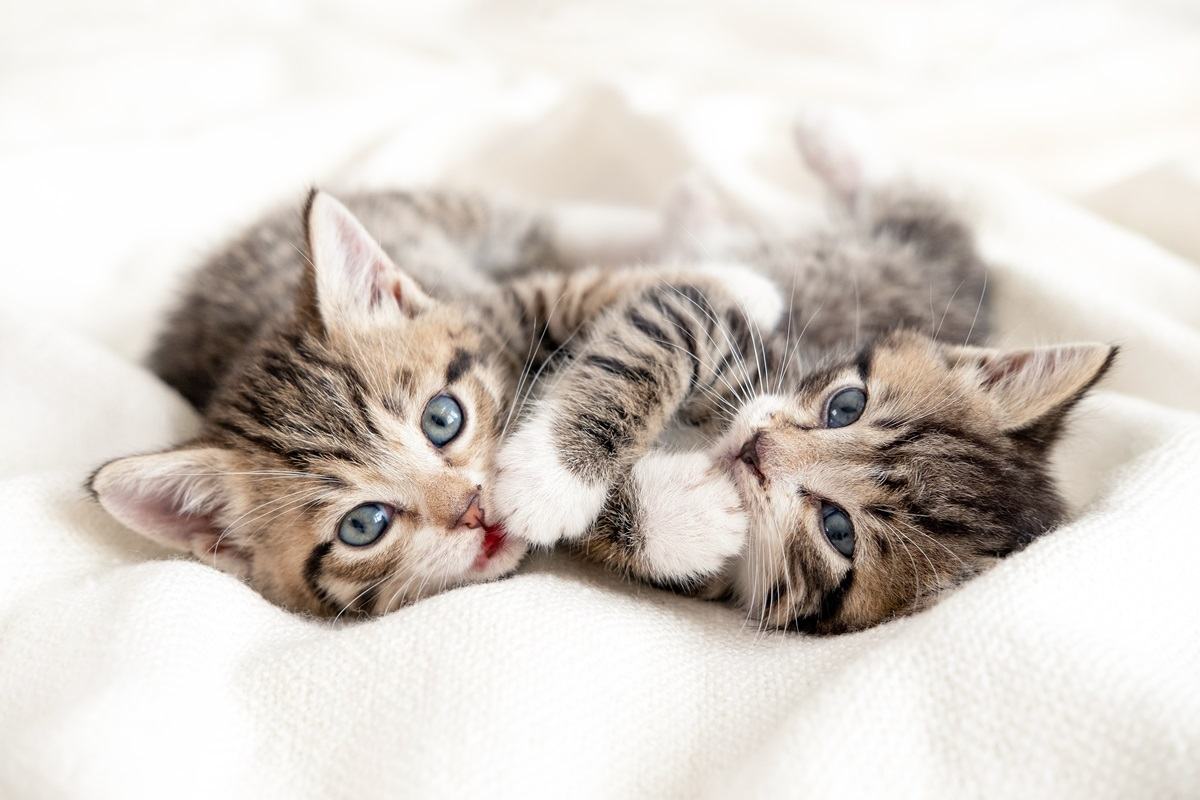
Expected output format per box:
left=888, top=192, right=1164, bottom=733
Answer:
left=577, top=450, right=746, bottom=591
left=492, top=269, right=782, bottom=546
left=792, top=108, right=899, bottom=208
left=547, top=203, right=663, bottom=268
left=794, top=110, right=989, bottom=345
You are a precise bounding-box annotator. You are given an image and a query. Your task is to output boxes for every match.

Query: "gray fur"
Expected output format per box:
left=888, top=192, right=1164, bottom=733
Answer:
left=523, top=180, right=1112, bottom=633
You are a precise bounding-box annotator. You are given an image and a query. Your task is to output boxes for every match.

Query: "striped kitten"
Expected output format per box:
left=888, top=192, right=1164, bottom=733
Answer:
left=493, top=120, right=1116, bottom=633
left=88, top=188, right=771, bottom=616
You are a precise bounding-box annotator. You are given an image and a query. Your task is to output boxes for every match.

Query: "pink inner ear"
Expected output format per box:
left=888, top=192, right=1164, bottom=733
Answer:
left=109, top=486, right=220, bottom=552
left=332, top=217, right=395, bottom=309
left=981, top=351, right=1034, bottom=388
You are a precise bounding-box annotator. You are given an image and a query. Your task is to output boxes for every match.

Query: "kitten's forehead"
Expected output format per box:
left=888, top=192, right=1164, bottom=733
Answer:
left=335, top=308, right=488, bottom=388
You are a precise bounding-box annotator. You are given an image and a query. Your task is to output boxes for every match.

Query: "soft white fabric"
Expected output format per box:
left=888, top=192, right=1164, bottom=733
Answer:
left=3, top=2, right=1200, bottom=797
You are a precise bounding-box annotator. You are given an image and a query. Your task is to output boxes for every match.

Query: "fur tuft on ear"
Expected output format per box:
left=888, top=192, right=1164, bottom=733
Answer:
left=947, top=342, right=1117, bottom=440
left=303, top=190, right=432, bottom=333
left=88, top=446, right=251, bottom=577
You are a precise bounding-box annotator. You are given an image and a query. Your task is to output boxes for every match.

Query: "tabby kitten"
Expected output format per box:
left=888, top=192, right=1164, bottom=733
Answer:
left=89, top=188, right=773, bottom=617
left=493, top=120, right=1117, bottom=633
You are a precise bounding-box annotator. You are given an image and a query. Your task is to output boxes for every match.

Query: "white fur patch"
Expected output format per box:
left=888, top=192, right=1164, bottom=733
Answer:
left=792, top=108, right=897, bottom=199
left=631, top=451, right=747, bottom=581
left=491, top=403, right=608, bottom=546
left=694, top=263, right=784, bottom=334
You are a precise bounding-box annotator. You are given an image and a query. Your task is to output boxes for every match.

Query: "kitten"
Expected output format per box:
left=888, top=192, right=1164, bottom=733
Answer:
left=493, top=120, right=1116, bottom=633
left=88, top=188, right=772, bottom=616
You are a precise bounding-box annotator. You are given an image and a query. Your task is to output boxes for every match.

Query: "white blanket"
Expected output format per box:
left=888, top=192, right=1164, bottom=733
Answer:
left=4, top=1, right=1200, bottom=797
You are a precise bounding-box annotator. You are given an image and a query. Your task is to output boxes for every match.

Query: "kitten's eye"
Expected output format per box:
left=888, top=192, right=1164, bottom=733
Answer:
left=821, top=502, right=855, bottom=558
left=338, top=502, right=395, bottom=547
left=826, top=387, right=866, bottom=428
left=422, top=394, right=464, bottom=446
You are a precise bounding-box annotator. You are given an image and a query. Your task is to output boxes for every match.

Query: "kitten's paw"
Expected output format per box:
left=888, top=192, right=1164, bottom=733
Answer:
left=631, top=451, right=747, bottom=581
left=694, top=263, right=784, bottom=334
left=491, top=404, right=608, bottom=547
left=659, top=172, right=749, bottom=261
left=662, top=173, right=724, bottom=242
left=792, top=108, right=897, bottom=202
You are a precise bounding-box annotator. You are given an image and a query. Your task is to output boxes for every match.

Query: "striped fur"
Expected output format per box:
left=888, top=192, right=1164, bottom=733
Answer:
left=494, top=127, right=1116, bottom=633
left=88, top=189, right=719, bottom=616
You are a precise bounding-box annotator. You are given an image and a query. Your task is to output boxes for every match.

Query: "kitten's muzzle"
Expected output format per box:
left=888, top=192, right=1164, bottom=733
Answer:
left=456, top=491, right=485, bottom=530
left=738, top=433, right=767, bottom=487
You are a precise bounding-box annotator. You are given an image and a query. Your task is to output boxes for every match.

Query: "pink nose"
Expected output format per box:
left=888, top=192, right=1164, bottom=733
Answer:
left=456, top=493, right=485, bottom=530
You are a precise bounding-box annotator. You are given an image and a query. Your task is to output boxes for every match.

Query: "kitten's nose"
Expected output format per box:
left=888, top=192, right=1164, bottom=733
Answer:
left=738, top=432, right=763, bottom=472
left=455, top=491, right=485, bottom=530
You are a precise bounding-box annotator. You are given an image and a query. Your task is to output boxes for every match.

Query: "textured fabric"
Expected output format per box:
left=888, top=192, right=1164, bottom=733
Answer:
left=3, top=2, right=1200, bottom=797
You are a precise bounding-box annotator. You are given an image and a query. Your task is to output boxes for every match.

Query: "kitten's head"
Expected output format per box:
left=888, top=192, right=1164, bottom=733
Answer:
left=90, top=191, right=526, bottom=616
left=718, top=329, right=1115, bottom=633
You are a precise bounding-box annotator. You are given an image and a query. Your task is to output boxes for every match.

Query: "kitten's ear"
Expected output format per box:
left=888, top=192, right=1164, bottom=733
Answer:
left=302, top=190, right=432, bottom=333
left=947, top=342, right=1117, bottom=438
left=88, top=446, right=251, bottom=578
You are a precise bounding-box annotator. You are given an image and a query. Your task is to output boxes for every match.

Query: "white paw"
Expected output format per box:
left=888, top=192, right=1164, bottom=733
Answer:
left=491, top=403, right=608, bottom=547
left=663, top=172, right=724, bottom=233
left=658, top=172, right=742, bottom=260
left=792, top=108, right=896, bottom=200
left=631, top=451, right=747, bottom=581
left=694, top=263, right=784, bottom=334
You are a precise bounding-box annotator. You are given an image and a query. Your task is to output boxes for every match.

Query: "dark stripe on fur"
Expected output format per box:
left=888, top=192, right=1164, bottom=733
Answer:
left=304, top=540, right=335, bottom=611
left=649, top=292, right=701, bottom=391
left=445, top=348, right=475, bottom=384
left=576, top=412, right=625, bottom=457
left=789, top=568, right=855, bottom=635
left=627, top=308, right=670, bottom=348
left=213, top=417, right=363, bottom=470
left=585, top=354, right=657, bottom=387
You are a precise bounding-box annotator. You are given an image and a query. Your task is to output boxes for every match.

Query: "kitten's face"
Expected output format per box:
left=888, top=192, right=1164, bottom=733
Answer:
left=716, top=330, right=1115, bottom=634
left=90, top=192, right=527, bottom=617
left=221, top=310, right=526, bottom=616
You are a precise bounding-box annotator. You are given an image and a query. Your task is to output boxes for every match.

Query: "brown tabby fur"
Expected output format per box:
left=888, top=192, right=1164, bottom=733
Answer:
left=90, top=189, right=757, bottom=617
left=493, top=131, right=1116, bottom=633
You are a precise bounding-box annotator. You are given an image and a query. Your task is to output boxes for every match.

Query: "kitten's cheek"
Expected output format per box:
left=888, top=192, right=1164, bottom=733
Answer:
left=490, top=407, right=607, bottom=546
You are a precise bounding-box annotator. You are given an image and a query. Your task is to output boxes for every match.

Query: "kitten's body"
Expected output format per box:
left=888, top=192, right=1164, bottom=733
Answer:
left=90, top=117, right=1114, bottom=630
left=90, top=188, right=770, bottom=616
left=493, top=124, right=1114, bottom=633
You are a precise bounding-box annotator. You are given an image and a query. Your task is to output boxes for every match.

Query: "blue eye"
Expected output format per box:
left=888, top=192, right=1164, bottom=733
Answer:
left=338, top=502, right=394, bottom=547
left=422, top=394, right=464, bottom=446
left=826, top=387, right=866, bottom=428
left=821, top=502, right=855, bottom=558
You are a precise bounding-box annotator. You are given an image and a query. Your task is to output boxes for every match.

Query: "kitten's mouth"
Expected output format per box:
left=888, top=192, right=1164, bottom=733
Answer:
left=471, top=522, right=509, bottom=571
left=481, top=523, right=507, bottom=558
